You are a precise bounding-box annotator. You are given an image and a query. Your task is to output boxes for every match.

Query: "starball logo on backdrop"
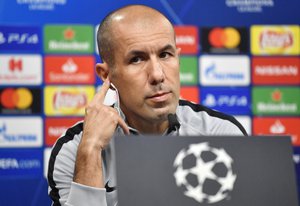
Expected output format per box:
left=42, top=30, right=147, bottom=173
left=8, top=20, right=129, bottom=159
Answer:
left=0, top=55, right=42, bottom=85
left=0, top=26, right=41, bottom=52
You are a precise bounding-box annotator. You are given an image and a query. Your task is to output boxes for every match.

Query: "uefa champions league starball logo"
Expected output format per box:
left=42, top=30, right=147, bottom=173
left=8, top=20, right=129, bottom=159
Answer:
left=173, top=142, right=237, bottom=204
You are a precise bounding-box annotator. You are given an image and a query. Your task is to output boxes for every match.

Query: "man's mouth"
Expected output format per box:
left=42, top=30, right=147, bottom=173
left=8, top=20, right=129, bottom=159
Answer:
left=147, top=91, right=171, bottom=102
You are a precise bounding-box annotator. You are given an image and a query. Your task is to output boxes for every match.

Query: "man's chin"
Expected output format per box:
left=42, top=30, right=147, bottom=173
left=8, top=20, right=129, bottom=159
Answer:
left=149, top=106, right=175, bottom=120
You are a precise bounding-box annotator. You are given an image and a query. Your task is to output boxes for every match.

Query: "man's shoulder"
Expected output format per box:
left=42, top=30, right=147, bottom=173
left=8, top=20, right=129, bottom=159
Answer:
left=177, top=99, right=247, bottom=135
left=50, top=121, right=84, bottom=157
left=55, top=121, right=83, bottom=146
left=178, top=99, right=235, bottom=120
left=47, top=121, right=84, bottom=205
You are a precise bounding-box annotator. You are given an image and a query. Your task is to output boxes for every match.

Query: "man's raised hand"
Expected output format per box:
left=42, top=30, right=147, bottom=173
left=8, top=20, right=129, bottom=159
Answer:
left=82, top=78, right=129, bottom=151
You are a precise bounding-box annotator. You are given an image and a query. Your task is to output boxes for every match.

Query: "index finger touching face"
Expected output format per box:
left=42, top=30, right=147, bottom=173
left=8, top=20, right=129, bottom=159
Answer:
left=94, top=78, right=111, bottom=103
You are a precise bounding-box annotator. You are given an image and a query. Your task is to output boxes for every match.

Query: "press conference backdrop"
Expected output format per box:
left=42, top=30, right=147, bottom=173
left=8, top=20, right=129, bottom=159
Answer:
left=0, top=0, right=299, bottom=205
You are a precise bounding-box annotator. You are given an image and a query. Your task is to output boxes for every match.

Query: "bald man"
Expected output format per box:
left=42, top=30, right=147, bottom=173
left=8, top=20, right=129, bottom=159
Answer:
left=48, top=5, right=247, bottom=206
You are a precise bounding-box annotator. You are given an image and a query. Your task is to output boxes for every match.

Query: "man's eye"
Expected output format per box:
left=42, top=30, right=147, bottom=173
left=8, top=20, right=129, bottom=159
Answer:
left=129, top=56, right=142, bottom=64
left=160, top=52, right=171, bottom=59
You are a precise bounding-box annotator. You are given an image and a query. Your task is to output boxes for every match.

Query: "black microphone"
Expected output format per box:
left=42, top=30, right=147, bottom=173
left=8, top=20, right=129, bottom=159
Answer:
left=167, top=113, right=180, bottom=132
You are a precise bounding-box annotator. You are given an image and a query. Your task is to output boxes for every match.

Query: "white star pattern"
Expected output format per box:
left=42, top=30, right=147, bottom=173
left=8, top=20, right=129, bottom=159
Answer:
left=173, top=165, right=188, bottom=186
left=173, top=142, right=237, bottom=204
left=191, top=158, right=216, bottom=184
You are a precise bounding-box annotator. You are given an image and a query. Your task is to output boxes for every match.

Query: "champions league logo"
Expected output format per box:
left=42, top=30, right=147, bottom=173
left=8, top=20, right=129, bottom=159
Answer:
left=173, top=142, right=237, bottom=204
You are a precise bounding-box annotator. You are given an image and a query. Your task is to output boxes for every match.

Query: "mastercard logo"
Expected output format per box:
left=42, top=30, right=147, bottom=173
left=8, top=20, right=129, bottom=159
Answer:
left=208, top=27, right=241, bottom=48
left=0, top=88, right=33, bottom=109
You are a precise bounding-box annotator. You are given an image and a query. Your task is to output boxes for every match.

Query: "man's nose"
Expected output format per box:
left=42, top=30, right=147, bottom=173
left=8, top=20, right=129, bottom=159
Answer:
left=148, top=57, right=165, bottom=85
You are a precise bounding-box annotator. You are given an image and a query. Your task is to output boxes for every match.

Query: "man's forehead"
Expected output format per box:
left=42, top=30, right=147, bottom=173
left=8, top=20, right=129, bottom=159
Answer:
left=109, top=6, right=173, bottom=34
left=113, top=16, right=174, bottom=40
left=118, top=29, right=176, bottom=52
left=112, top=17, right=172, bottom=33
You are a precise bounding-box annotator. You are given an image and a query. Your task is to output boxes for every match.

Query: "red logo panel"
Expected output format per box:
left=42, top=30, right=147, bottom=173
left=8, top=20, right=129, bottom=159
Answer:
left=45, top=117, right=83, bottom=146
left=180, top=87, right=199, bottom=104
left=253, top=117, right=300, bottom=146
left=45, top=56, right=95, bottom=84
left=174, top=26, right=198, bottom=54
left=252, top=57, right=300, bottom=85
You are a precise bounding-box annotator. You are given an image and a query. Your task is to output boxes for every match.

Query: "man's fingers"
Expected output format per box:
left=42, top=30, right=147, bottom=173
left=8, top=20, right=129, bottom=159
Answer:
left=94, top=78, right=111, bottom=103
left=86, top=78, right=130, bottom=135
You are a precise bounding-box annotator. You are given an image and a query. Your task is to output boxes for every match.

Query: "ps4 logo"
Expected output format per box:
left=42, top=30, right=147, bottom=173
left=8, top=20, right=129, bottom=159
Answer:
left=0, top=32, right=39, bottom=45
left=203, top=94, right=248, bottom=107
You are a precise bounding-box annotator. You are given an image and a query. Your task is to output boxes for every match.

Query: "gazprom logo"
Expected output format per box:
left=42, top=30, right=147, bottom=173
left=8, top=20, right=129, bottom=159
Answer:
left=0, top=117, right=42, bottom=147
left=199, top=55, right=250, bottom=86
left=205, top=63, right=244, bottom=80
left=0, top=124, right=37, bottom=142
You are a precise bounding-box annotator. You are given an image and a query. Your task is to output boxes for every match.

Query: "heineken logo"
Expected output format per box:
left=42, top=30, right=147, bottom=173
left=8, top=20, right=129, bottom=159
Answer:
left=63, top=28, right=75, bottom=40
left=253, top=87, right=300, bottom=115
left=44, top=25, right=93, bottom=53
left=271, top=89, right=282, bottom=102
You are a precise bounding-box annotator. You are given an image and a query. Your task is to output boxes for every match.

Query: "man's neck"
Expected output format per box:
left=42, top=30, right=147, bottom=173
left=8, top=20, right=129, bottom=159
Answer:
left=126, top=117, right=169, bottom=134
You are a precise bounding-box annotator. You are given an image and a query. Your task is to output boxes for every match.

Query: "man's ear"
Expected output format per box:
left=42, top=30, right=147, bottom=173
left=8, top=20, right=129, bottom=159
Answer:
left=95, top=62, right=109, bottom=82
left=176, top=47, right=181, bottom=56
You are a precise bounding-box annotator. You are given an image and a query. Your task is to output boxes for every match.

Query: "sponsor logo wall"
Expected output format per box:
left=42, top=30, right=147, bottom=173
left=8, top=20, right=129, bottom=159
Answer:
left=0, top=24, right=96, bottom=186
left=0, top=6, right=299, bottom=204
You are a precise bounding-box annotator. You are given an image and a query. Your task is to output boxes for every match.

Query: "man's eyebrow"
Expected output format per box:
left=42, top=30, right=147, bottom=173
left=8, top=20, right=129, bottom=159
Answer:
left=127, top=50, right=146, bottom=57
left=159, top=44, right=176, bottom=53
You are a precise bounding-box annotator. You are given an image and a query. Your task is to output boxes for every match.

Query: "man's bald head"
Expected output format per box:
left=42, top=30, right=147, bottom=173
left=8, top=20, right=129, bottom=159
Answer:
left=97, top=5, right=175, bottom=68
